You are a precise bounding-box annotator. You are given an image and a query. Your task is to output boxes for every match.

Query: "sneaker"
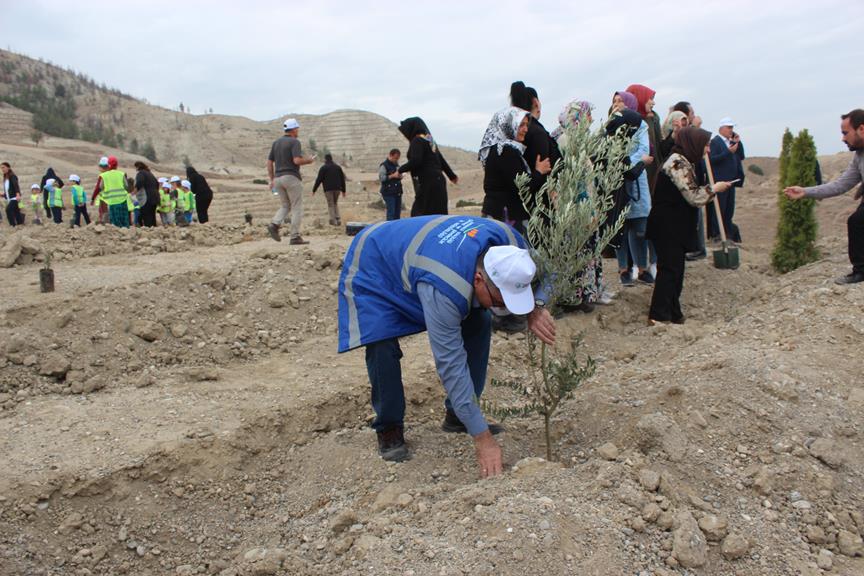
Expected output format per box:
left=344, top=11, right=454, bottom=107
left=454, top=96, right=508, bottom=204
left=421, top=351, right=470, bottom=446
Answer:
left=267, top=223, right=281, bottom=242
left=620, top=271, right=634, bottom=287
left=289, top=236, right=310, bottom=245
left=441, top=410, right=504, bottom=435
left=835, top=271, right=864, bottom=285
left=377, top=427, right=410, bottom=462
left=637, top=271, right=655, bottom=285
left=685, top=250, right=706, bottom=261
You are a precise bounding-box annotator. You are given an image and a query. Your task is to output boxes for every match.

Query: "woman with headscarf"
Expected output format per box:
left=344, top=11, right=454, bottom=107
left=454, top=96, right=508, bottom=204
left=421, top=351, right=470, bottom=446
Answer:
left=626, top=84, right=664, bottom=194
left=397, top=117, right=457, bottom=216
left=510, top=82, right=558, bottom=214
left=2, top=162, right=22, bottom=226
left=186, top=165, right=213, bottom=223
left=40, top=167, right=63, bottom=217
left=647, top=127, right=734, bottom=324
left=606, top=108, right=654, bottom=287
left=551, top=100, right=607, bottom=310
left=659, top=111, right=689, bottom=158
left=480, top=107, right=548, bottom=233
left=609, top=91, right=638, bottom=116
left=134, top=161, right=160, bottom=227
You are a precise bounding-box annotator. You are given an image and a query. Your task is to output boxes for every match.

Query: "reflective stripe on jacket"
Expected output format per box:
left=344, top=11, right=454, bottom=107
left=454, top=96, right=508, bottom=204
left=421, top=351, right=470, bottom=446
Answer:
left=337, top=215, right=523, bottom=352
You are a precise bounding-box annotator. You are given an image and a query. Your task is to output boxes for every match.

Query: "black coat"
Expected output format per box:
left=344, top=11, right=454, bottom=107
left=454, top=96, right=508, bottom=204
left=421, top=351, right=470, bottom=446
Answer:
left=398, top=137, right=456, bottom=216
left=313, top=162, right=346, bottom=193
left=647, top=170, right=700, bottom=253
left=4, top=173, right=20, bottom=200
left=136, top=169, right=160, bottom=207
left=482, top=146, right=536, bottom=222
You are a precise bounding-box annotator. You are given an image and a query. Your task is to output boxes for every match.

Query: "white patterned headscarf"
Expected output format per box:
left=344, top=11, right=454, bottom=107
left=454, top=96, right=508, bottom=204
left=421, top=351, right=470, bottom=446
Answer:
left=551, top=100, right=594, bottom=140
left=478, top=106, right=529, bottom=169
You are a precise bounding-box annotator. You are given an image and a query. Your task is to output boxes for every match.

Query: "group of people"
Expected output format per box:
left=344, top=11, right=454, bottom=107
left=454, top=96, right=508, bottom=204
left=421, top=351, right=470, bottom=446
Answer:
left=335, top=83, right=864, bottom=478
left=1, top=157, right=214, bottom=229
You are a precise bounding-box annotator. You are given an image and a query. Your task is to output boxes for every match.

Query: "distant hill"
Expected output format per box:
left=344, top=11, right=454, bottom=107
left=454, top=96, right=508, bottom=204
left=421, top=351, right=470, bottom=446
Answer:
left=0, top=49, right=476, bottom=174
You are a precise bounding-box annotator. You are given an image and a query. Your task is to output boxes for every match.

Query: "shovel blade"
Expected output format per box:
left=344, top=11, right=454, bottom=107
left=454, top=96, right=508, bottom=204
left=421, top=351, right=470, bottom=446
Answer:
left=712, top=246, right=740, bottom=269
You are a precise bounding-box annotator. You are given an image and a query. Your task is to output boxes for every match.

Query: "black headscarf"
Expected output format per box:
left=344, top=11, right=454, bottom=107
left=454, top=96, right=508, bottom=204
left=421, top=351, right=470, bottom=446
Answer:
left=40, top=167, right=63, bottom=188
left=185, top=166, right=212, bottom=196
left=398, top=117, right=430, bottom=140
left=673, top=127, right=712, bottom=165
left=605, top=109, right=643, bottom=138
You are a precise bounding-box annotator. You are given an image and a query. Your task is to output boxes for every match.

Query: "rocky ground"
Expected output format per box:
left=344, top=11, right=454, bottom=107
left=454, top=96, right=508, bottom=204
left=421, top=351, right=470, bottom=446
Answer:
left=0, top=187, right=862, bottom=576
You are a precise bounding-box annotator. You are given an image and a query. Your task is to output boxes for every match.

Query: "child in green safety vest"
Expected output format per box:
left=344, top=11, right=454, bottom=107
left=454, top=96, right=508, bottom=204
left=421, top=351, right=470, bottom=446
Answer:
left=69, top=174, right=91, bottom=227
left=44, top=178, right=64, bottom=224
left=29, top=184, right=44, bottom=225
left=158, top=181, right=175, bottom=226
left=170, top=176, right=187, bottom=227
left=181, top=179, right=196, bottom=224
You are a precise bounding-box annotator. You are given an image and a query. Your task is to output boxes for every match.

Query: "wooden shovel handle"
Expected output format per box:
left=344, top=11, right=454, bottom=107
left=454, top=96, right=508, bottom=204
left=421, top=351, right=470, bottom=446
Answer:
left=703, top=153, right=729, bottom=249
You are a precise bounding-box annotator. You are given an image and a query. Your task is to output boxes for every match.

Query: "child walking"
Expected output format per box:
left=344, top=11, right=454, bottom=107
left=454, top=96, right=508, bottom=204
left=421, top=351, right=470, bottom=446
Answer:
left=69, top=174, right=91, bottom=227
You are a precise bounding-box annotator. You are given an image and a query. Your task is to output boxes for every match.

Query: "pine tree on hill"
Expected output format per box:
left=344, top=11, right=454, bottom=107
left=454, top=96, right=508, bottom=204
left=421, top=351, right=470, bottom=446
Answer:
left=772, top=129, right=820, bottom=273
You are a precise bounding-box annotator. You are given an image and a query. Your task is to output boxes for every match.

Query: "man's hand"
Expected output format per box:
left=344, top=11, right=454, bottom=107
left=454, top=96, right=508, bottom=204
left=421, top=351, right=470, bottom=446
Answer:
left=784, top=186, right=806, bottom=200
left=527, top=307, right=556, bottom=345
left=269, top=178, right=275, bottom=190
left=642, top=155, right=654, bottom=165
left=341, top=191, right=346, bottom=198
left=729, top=142, right=739, bottom=153
left=450, top=175, right=459, bottom=185
left=474, top=430, right=502, bottom=478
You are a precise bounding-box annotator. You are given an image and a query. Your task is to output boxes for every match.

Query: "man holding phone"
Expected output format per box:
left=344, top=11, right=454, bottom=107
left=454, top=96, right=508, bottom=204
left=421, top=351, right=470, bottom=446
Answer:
left=708, top=117, right=746, bottom=243
left=267, top=118, right=316, bottom=244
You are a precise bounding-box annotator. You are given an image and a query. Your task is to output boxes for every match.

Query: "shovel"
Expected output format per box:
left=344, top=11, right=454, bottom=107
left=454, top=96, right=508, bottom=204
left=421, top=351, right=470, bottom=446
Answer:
left=704, top=154, right=740, bottom=270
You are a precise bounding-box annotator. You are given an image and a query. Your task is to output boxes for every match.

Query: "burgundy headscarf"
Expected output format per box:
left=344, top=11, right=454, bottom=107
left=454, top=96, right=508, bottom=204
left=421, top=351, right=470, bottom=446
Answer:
left=626, top=84, right=656, bottom=118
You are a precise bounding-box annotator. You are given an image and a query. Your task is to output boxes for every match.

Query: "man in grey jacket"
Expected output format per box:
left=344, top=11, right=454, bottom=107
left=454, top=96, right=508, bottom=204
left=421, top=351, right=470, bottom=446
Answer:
left=785, top=109, right=864, bottom=285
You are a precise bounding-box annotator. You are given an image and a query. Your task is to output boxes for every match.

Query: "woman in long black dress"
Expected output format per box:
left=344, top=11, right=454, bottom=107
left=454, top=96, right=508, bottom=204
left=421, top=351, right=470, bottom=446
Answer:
left=647, top=127, right=733, bottom=324
left=397, top=117, right=458, bottom=216
left=186, top=166, right=213, bottom=223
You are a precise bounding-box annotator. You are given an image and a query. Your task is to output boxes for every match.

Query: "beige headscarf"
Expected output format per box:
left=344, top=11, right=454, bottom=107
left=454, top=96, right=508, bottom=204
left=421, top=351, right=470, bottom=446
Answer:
left=662, top=111, right=687, bottom=139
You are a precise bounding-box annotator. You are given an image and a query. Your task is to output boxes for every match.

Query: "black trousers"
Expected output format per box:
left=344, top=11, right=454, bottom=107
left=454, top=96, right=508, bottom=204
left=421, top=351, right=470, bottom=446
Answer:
left=5, top=201, right=22, bottom=226
left=649, top=234, right=686, bottom=322
left=140, top=202, right=158, bottom=227
left=850, top=201, right=864, bottom=273
left=196, top=192, right=212, bottom=223
left=51, top=207, right=63, bottom=224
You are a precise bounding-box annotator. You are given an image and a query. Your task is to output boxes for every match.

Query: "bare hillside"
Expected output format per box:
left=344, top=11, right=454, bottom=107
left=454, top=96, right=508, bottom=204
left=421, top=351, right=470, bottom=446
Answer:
left=0, top=49, right=476, bottom=174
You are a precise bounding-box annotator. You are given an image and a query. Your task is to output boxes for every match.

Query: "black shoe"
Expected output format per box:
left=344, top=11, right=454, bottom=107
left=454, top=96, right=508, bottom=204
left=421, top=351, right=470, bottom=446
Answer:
left=377, top=427, right=410, bottom=462
left=289, top=236, right=310, bottom=245
left=491, top=314, right=527, bottom=333
left=671, top=316, right=686, bottom=325
left=835, top=271, right=864, bottom=285
left=685, top=251, right=706, bottom=261
left=441, top=410, right=504, bottom=435
left=558, top=300, right=595, bottom=314
left=267, top=223, right=281, bottom=242
left=637, top=271, right=655, bottom=285
left=620, top=271, right=634, bottom=287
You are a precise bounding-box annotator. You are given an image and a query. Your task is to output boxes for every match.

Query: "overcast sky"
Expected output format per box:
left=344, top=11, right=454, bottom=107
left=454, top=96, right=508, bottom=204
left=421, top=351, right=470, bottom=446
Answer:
left=3, top=0, right=862, bottom=157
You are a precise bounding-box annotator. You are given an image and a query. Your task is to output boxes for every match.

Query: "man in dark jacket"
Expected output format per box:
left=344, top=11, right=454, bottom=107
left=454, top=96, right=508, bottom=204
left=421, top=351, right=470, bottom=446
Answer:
left=707, top=117, right=745, bottom=243
left=134, top=162, right=160, bottom=227
left=312, top=154, right=347, bottom=226
left=378, top=149, right=403, bottom=220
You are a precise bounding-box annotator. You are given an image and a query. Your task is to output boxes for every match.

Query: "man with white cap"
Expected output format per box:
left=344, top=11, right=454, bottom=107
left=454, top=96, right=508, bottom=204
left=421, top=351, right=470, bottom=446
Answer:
left=337, top=215, right=555, bottom=476
left=708, top=117, right=745, bottom=243
left=266, top=118, right=316, bottom=244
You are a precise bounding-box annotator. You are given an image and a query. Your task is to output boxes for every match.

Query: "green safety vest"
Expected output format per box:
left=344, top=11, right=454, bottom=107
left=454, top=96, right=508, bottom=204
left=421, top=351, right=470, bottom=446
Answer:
left=158, top=189, right=174, bottom=213
left=71, top=184, right=87, bottom=206
left=99, top=170, right=129, bottom=206
left=183, top=189, right=195, bottom=212
left=31, top=193, right=42, bottom=210
left=47, top=185, right=63, bottom=208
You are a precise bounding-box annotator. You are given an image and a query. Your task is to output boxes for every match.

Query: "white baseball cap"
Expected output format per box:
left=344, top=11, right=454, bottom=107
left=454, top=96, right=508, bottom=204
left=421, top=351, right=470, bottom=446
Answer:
left=283, top=118, right=300, bottom=131
left=181, top=179, right=191, bottom=189
left=98, top=156, right=109, bottom=167
left=718, top=116, right=737, bottom=129
left=483, top=246, right=537, bottom=315
left=162, top=182, right=171, bottom=189
left=31, top=183, right=40, bottom=190
left=158, top=177, right=168, bottom=183
left=69, top=174, right=80, bottom=183
left=169, top=175, right=181, bottom=183
left=45, top=178, right=56, bottom=186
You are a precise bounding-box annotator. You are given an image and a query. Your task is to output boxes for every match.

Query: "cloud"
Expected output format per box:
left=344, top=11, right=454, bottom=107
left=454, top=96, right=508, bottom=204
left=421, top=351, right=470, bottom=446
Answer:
left=3, top=0, right=862, bottom=155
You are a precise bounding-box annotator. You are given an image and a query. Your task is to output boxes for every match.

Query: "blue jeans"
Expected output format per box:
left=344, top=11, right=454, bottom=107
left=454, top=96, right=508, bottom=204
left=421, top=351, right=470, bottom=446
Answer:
left=365, top=307, right=491, bottom=432
left=383, top=194, right=401, bottom=221
left=616, top=217, right=649, bottom=270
